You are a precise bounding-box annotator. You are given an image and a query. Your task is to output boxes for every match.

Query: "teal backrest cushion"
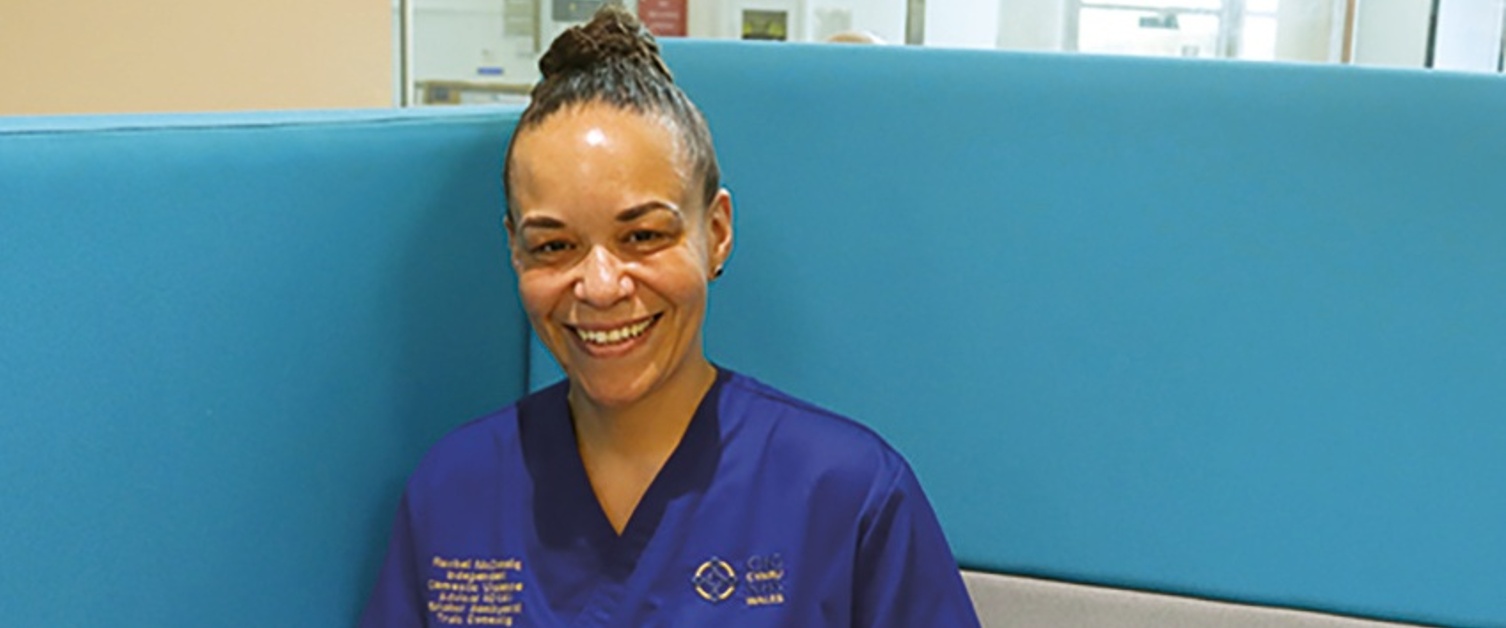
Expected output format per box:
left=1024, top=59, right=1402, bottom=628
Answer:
left=0, top=108, right=528, bottom=626
left=660, top=41, right=1506, bottom=626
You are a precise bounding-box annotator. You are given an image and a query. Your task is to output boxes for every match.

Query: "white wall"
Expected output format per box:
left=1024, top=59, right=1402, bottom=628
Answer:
left=928, top=0, right=1002, bottom=48
left=1433, top=0, right=1506, bottom=71
left=1274, top=0, right=1337, bottom=62
left=997, top=0, right=1066, bottom=51
left=1352, top=0, right=1432, bottom=67
left=688, top=0, right=727, bottom=37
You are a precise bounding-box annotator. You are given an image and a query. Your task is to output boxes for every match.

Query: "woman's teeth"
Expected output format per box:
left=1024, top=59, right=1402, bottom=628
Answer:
left=575, top=317, right=654, bottom=345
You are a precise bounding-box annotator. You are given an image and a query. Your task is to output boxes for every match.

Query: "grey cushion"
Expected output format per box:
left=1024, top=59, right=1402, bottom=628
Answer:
left=962, top=571, right=1427, bottom=628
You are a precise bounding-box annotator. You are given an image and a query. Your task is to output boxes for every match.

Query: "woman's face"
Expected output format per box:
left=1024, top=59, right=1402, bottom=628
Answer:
left=506, top=103, right=732, bottom=409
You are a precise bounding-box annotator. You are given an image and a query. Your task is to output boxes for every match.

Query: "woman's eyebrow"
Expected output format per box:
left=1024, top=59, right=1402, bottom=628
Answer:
left=616, top=201, right=681, bottom=222
left=518, top=215, right=566, bottom=230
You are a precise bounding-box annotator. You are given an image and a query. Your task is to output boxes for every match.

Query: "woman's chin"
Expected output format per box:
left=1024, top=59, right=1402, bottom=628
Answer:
left=570, top=369, right=657, bottom=409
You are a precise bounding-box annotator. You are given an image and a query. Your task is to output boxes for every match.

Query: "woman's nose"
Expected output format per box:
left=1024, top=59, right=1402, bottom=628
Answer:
left=574, top=245, right=633, bottom=306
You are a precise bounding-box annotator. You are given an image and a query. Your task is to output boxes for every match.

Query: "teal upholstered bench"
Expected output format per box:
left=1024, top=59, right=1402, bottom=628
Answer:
left=3, top=42, right=1503, bottom=626
left=0, top=108, right=529, bottom=626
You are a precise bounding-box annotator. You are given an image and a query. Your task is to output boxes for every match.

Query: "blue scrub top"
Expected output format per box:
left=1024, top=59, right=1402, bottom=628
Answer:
left=361, top=369, right=980, bottom=627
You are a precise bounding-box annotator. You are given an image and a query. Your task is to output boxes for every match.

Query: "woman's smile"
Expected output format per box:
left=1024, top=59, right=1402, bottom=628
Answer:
left=566, top=313, right=662, bottom=356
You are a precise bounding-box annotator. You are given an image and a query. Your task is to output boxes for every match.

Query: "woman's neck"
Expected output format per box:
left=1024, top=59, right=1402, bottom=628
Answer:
left=568, top=357, right=718, bottom=534
left=568, top=356, right=718, bottom=463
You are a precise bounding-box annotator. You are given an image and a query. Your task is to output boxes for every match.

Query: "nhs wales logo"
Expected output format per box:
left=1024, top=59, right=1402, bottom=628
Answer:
left=691, top=557, right=737, bottom=603
left=692, top=553, right=786, bottom=607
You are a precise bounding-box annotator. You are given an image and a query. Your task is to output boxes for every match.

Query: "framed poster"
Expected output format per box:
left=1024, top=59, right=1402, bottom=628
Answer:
left=553, top=0, right=605, bottom=23
left=639, top=0, right=687, bottom=37
left=742, top=9, right=789, bottom=41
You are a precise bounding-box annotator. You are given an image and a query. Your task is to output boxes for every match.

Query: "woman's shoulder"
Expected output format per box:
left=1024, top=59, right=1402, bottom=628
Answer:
left=414, top=379, right=567, bottom=468
left=720, top=370, right=913, bottom=482
left=401, top=382, right=563, bottom=498
left=402, top=408, right=515, bottom=492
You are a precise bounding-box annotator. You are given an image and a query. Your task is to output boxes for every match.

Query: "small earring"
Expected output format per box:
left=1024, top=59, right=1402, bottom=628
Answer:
left=713, top=265, right=725, bottom=279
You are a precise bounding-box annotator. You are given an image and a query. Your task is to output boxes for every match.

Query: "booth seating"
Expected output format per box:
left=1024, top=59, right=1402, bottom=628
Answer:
left=3, top=42, right=1503, bottom=627
left=1, top=109, right=528, bottom=625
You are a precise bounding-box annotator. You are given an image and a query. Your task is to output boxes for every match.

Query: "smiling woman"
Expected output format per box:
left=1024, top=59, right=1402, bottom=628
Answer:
left=507, top=103, right=726, bottom=422
left=358, top=5, right=980, bottom=627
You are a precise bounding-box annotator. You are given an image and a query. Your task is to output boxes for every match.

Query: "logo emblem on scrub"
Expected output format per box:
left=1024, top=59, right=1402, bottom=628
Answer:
left=691, top=557, right=737, bottom=603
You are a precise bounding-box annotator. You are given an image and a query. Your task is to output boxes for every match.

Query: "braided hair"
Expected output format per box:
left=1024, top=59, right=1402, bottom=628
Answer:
left=504, top=4, right=721, bottom=217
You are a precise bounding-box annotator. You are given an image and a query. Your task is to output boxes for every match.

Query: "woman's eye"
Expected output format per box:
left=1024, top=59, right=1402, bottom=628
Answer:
left=530, top=240, right=571, bottom=255
left=626, top=230, right=666, bottom=244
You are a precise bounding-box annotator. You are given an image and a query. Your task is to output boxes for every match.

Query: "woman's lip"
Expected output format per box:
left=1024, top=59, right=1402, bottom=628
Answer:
left=565, top=313, right=660, bottom=332
left=567, top=313, right=661, bottom=357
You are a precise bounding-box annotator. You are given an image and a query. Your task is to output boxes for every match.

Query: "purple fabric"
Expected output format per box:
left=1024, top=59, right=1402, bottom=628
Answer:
left=360, top=369, right=979, bottom=627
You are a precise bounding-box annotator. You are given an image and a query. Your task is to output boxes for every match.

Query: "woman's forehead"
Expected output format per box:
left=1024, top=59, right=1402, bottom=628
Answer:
left=516, top=103, right=684, bottom=160
left=510, top=105, right=694, bottom=207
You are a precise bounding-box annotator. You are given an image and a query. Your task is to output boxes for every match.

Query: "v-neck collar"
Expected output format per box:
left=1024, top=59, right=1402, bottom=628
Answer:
left=520, top=368, right=729, bottom=578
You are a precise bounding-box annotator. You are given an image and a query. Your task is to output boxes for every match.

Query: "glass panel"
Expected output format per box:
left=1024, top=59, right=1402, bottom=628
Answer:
left=409, top=0, right=536, bottom=106
left=1079, top=0, right=1224, bottom=11
left=1240, top=14, right=1279, bottom=60
left=406, top=0, right=675, bottom=106
left=396, top=0, right=1459, bottom=107
left=1078, top=8, right=1223, bottom=58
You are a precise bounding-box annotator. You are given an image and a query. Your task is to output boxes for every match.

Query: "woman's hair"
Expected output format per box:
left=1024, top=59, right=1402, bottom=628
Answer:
left=504, top=4, right=721, bottom=216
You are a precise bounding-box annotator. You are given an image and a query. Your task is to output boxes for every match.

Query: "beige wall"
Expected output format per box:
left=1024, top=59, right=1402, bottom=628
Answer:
left=0, top=0, right=391, bottom=115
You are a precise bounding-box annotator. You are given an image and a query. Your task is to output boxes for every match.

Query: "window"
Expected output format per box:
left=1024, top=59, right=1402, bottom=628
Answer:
left=1067, top=0, right=1281, bottom=60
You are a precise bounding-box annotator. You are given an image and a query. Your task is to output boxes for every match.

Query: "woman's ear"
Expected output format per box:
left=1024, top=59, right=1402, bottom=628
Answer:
left=707, top=188, right=733, bottom=279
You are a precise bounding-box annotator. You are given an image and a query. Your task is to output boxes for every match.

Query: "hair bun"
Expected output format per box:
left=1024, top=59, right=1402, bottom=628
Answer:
left=538, top=4, right=673, bottom=82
